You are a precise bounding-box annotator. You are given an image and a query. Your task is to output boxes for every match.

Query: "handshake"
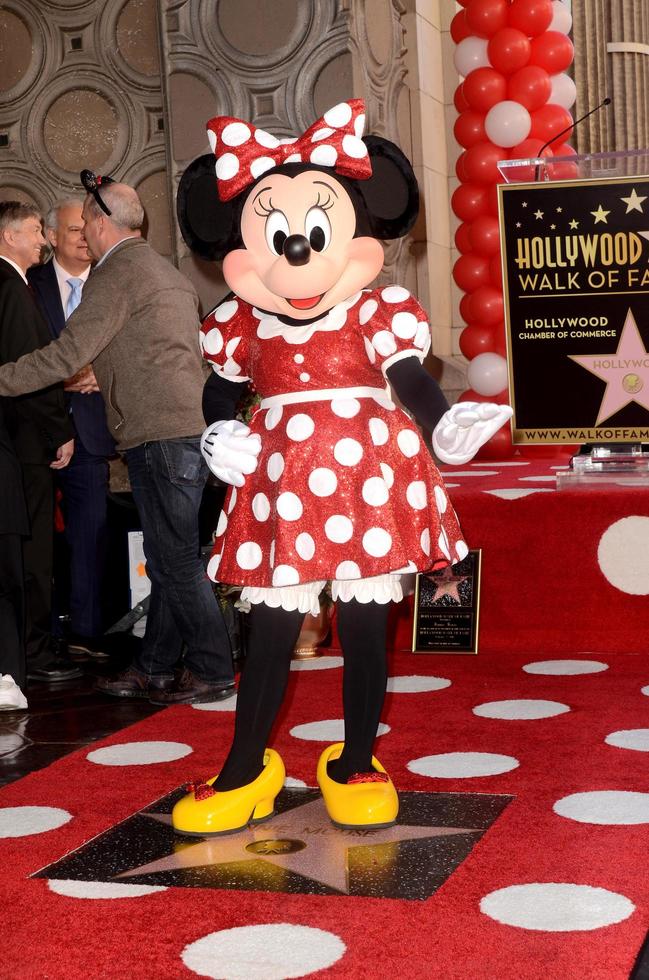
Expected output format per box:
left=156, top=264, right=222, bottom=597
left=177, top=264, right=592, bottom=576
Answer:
left=200, top=402, right=514, bottom=486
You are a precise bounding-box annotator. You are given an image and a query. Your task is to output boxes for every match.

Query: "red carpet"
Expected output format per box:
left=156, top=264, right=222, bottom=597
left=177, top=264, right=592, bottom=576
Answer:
left=2, top=644, right=649, bottom=978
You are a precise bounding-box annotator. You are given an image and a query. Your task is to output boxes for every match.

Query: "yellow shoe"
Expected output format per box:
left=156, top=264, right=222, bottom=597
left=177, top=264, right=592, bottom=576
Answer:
left=172, top=748, right=285, bottom=837
left=316, top=742, right=399, bottom=829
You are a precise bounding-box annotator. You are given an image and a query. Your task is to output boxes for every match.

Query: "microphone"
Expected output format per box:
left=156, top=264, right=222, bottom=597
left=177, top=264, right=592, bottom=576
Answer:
left=534, top=97, right=612, bottom=180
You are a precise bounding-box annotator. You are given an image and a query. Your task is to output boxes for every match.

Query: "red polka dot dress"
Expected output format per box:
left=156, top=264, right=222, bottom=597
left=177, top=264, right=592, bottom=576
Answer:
left=200, top=286, right=467, bottom=589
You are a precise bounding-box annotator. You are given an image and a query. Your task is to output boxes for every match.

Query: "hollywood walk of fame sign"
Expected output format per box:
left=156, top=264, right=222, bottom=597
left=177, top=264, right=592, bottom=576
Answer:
left=34, top=786, right=511, bottom=901
left=498, top=174, right=649, bottom=443
left=412, top=551, right=481, bottom=655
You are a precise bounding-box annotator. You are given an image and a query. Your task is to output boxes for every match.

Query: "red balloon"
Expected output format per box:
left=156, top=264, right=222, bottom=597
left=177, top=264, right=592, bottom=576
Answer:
left=454, top=84, right=470, bottom=114
left=455, top=151, right=471, bottom=182
left=507, top=65, right=552, bottom=111
left=462, top=68, right=507, bottom=113
left=485, top=182, right=502, bottom=217
left=459, top=294, right=474, bottom=325
left=530, top=103, right=573, bottom=144
left=506, top=137, right=553, bottom=180
left=475, top=423, right=515, bottom=460
left=468, top=214, right=501, bottom=256
left=466, top=0, right=509, bottom=38
left=519, top=443, right=577, bottom=458
left=491, top=320, right=508, bottom=356
left=454, top=110, right=487, bottom=149
left=467, top=285, right=504, bottom=325
left=455, top=222, right=473, bottom=253
left=451, top=182, right=489, bottom=222
left=487, top=28, right=531, bottom=75
left=453, top=252, right=491, bottom=292
left=530, top=31, right=574, bottom=74
left=489, top=251, right=503, bottom=286
left=450, top=10, right=471, bottom=43
left=463, top=142, right=506, bottom=184
left=507, top=0, right=553, bottom=37
left=459, top=323, right=496, bottom=360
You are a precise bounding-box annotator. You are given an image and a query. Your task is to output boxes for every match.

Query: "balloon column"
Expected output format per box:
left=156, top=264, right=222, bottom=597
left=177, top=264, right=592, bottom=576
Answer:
left=450, top=0, right=574, bottom=458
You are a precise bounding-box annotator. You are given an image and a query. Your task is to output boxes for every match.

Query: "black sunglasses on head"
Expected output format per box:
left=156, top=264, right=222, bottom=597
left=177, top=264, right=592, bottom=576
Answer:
left=80, top=170, right=115, bottom=216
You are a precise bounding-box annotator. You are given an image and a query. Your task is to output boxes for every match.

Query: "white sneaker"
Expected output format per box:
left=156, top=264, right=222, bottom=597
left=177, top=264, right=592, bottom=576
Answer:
left=0, top=675, right=28, bottom=710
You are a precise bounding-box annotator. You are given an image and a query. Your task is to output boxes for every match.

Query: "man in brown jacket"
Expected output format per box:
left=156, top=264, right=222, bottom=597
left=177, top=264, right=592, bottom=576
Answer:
left=0, top=179, right=234, bottom=704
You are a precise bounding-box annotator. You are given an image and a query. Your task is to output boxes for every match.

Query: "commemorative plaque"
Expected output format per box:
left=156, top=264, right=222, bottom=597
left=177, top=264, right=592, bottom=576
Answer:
left=499, top=174, right=649, bottom=444
left=412, top=550, right=481, bottom=654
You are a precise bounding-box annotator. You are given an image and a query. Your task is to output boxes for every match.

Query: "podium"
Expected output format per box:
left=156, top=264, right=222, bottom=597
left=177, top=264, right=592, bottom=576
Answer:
left=496, top=149, right=649, bottom=487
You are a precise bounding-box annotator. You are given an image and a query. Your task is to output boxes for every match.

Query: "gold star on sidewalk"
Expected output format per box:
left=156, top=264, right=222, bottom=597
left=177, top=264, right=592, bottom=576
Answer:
left=534, top=209, right=544, bottom=219
left=620, top=188, right=647, bottom=214
left=591, top=204, right=610, bottom=224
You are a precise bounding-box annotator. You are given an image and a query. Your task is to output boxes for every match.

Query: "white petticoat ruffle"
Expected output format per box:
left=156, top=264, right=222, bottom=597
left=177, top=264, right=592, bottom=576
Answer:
left=241, top=573, right=404, bottom=615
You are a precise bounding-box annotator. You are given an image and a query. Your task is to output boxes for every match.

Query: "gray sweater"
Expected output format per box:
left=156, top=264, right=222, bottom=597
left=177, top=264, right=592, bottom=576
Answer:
left=0, top=238, right=209, bottom=450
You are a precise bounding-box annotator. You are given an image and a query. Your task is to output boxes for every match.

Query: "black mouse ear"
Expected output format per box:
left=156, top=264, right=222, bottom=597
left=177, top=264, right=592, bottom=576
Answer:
left=356, top=136, right=420, bottom=239
left=176, top=154, right=242, bottom=261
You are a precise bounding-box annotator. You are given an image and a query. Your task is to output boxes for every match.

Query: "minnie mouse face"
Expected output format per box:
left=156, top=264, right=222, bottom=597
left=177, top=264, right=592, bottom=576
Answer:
left=223, top=169, right=384, bottom=319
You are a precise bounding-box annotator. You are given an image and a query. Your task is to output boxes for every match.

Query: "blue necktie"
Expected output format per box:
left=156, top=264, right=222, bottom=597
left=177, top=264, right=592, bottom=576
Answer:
left=66, top=277, right=84, bottom=319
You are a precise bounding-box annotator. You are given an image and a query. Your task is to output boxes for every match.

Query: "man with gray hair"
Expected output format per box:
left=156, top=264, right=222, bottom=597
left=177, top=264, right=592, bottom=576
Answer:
left=0, top=201, right=80, bottom=686
left=0, top=176, right=235, bottom=704
left=28, top=198, right=115, bottom=661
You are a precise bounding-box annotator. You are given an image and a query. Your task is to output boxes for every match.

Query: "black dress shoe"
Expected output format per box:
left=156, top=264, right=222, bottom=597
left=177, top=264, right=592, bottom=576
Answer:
left=96, top=666, right=174, bottom=699
left=27, top=659, right=83, bottom=682
left=149, top=667, right=235, bottom=705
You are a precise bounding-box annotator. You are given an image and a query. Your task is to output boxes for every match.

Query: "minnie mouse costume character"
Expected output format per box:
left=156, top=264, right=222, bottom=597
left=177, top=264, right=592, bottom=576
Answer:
left=172, top=100, right=511, bottom=835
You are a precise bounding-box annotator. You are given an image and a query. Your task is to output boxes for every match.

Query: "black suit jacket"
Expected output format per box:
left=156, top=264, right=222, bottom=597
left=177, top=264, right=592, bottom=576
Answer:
left=28, top=260, right=115, bottom=458
left=0, top=259, right=73, bottom=464
left=0, top=396, right=28, bottom=536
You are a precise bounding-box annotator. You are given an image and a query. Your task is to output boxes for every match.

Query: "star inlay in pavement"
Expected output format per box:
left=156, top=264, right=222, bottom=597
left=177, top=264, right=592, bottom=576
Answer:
left=119, top=798, right=478, bottom=895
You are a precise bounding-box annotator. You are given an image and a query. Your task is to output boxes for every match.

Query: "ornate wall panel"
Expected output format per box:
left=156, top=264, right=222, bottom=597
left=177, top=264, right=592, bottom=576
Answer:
left=0, top=0, right=169, bottom=253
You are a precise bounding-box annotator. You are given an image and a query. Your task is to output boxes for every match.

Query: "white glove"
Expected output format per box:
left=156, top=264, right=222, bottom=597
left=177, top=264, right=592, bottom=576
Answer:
left=200, top=419, right=261, bottom=487
left=432, top=401, right=513, bottom=465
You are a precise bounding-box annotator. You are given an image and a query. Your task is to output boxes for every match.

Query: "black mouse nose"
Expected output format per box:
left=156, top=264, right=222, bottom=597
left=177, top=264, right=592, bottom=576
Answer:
left=283, top=234, right=311, bottom=266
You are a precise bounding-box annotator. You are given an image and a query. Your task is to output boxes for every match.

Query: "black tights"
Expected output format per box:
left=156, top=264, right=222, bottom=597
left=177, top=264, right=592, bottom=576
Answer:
left=213, top=597, right=390, bottom=791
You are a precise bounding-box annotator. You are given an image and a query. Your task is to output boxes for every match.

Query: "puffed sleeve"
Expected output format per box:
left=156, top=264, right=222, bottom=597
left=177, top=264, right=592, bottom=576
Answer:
left=199, top=295, right=252, bottom=384
left=357, top=285, right=432, bottom=376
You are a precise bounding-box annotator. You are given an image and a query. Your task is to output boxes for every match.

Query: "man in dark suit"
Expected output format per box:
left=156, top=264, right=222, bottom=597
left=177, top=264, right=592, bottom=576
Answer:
left=29, top=199, right=116, bottom=658
left=0, top=396, right=29, bottom=708
left=0, top=201, right=80, bottom=683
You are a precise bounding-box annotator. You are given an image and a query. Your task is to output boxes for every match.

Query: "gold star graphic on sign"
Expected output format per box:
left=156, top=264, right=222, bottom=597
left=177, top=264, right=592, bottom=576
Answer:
left=118, top=799, right=478, bottom=895
left=516, top=222, right=521, bottom=228
left=534, top=209, right=544, bottom=219
left=556, top=207, right=563, bottom=213
left=521, top=202, right=528, bottom=208
left=591, top=205, right=610, bottom=224
left=621, top=188, right=647, bottom=214
left=550, top=224, right=556, bottom=230
left=569, top=219, right=579, bottom=229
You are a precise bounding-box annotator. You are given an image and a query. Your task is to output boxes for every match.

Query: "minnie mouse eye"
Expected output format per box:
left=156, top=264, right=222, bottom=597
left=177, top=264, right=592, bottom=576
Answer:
left=264, top=210, right=290, bottom=256
left=305, top=207, right=331, bottom=252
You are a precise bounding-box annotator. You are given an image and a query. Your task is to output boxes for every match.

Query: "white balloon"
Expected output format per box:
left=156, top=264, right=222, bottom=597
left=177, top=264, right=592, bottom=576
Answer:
left=484, top=101, right=531, bottom=148
left=550, top=0, right=573, bottom=34
left=467, top=353, right=508, bottom=396
left=550, top=73, right=577, bottom=110
left=454, top=36, right=490, bottom=78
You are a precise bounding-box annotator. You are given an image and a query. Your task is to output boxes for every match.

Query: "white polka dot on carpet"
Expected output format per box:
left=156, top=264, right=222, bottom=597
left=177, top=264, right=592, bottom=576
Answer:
left=290, top=720, right=389, bottom=741
left=192, top=695, right=238, bottom=711
left=284, top=776, right=307, bottom=788
left=523, top=659, right=608, bottom=675
left=408, top=752, right=519, bottom=778
left=480, top=883, right=635, bottom=931
left=387, top=675, right=451, bottom=693
left=486, top=488, right=555, bottom=499
left=48, top=880, right=167, bottom=899
left=597, top=516, right=649, bottom=594
left=181, top=923, right=346, bottom=979
left=290, top=655, right=343, bottom=671
left=605, top=729, right=649, bottom=752
left=0, top=805, right=72, bottom=838
left=473, top=700, right=570, bottom=720
left=553, top=790, right=649, bottom=825
left=518, top=476, right=557, bottom=482
left=470, top=461, right=529, bottom=467
left=642, top=685, right=649, bottom=697
left=442, top=470, right=498, bottom=477
left=86, top=741, right=192, bottom=766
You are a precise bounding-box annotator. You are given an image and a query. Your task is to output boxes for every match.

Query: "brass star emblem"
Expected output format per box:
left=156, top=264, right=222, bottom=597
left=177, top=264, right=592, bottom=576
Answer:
left=621, top=188, right=647, bottom=214
left=591, top=204, right=610, bottom=224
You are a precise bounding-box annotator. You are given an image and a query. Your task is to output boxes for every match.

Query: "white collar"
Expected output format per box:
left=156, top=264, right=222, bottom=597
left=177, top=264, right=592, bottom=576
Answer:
left=253, top=291, right=363, bottom=344
left=52, top=255, right=91, bottom=290
left=0, top=255, right=28, bottom=283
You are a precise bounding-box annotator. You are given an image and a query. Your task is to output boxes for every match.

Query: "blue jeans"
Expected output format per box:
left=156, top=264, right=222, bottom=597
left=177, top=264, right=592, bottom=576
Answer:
left=125, top=438, right=233, bottom=684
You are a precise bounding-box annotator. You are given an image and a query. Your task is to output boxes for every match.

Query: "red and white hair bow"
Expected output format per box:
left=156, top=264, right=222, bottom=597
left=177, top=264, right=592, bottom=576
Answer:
left=207, top=99, right=371, bottom=202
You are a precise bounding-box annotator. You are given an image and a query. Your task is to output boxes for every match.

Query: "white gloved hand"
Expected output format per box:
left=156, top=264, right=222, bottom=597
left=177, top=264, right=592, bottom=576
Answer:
left=432, top=401, right=513, bottom=465
left=200, top=419, right=261, bottom=487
